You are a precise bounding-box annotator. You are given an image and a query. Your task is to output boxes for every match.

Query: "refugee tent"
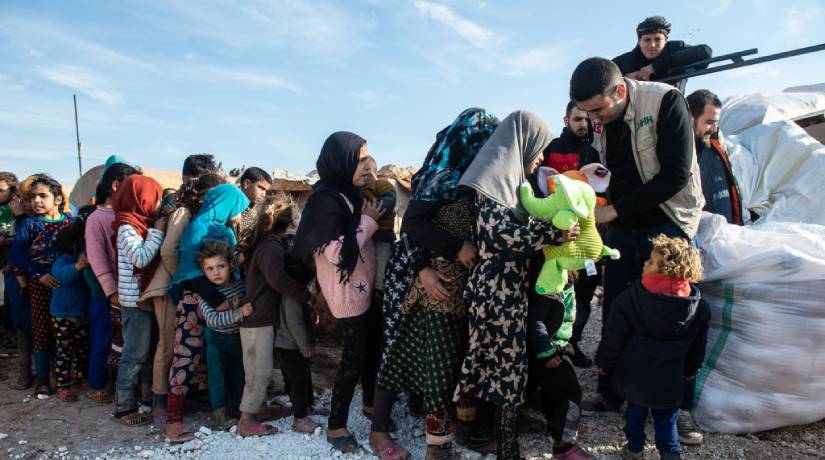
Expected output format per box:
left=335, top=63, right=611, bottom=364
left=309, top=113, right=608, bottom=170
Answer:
left=68, top=164, right=181, bottom=210
left=693, top=85, right=825, bottom=434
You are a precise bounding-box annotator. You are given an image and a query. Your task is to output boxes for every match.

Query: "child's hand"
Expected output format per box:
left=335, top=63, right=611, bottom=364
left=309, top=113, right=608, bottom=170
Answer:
left=362, top=199, right=385, bottom=221
left=153, top=216, right=168, bottom=231
left=240, top=303, right=254, bottom=317
left=544, top=356, right=562, bottom=368
left=214, top=300, right=231, bottom=312
left=597, top=367, right=608, bottom=376
left=39, top=273, right=60, bottom=288
left=16, top=274, right=28, bottom=289
left=75, top=253, right=89, bottom=270
left=302, top=351, right=313, bottom=358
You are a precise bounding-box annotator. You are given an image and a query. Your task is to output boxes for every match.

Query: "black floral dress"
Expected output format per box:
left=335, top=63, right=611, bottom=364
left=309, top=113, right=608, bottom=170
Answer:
left=453, top=195, right=561, bottom=408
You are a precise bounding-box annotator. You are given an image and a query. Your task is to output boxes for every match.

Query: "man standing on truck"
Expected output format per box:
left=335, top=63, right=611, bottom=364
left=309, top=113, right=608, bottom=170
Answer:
left=613, top=16, right=712, bottom=91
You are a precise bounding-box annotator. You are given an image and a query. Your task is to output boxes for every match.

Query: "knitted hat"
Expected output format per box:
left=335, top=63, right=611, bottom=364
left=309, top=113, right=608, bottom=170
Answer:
left=636, top=16, right=671, bottom=38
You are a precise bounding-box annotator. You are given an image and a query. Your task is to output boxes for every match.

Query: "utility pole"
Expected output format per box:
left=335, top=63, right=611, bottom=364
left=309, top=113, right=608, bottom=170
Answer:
left=73, top=94, right=83, bottom=177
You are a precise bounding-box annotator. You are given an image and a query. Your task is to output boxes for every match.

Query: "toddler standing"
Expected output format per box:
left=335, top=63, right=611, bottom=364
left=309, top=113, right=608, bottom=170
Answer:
left=595, top=235, right=710, bottom=460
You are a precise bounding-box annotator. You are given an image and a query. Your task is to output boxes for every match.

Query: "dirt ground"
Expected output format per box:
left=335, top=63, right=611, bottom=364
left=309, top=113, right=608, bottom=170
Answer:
left=0, top=292, right=823, bottom=459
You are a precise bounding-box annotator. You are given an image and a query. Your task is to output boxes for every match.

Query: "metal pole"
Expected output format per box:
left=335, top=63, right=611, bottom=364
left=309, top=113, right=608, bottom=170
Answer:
left=73, top=94, right=82, bottom=177
left=659, top=43, right=825, bottom=83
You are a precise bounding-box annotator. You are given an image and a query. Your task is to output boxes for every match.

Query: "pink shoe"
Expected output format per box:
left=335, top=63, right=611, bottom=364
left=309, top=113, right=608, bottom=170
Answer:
left=553, top=444, right=596, bottom=459
left=292, top=417, right=321, bottom=433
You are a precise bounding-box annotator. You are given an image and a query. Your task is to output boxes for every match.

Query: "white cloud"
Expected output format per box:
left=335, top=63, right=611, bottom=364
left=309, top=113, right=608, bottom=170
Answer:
left=36, top=64, right=124, bottom=106
left=186, top=65, right=302, bottom=93
left=413, top=0, right=498, bottom=46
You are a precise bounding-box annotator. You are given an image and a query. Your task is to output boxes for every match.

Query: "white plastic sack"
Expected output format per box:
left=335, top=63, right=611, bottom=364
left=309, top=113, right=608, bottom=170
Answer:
left=723, top=120, right=825, bottom=226
left=693, top=213, right=825, bottom=434
left=720, top=90, right=825, bottom=135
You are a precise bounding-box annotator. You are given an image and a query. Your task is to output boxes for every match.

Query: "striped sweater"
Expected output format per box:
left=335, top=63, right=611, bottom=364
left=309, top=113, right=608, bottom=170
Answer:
left=116, top=224, right=164, bottom=308
left=198, top=280, right=245, bottom=334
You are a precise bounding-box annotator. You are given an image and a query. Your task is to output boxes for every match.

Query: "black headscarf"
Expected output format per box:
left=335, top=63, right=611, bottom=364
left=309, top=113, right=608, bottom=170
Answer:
left=293, top=131, right=366, bottom=282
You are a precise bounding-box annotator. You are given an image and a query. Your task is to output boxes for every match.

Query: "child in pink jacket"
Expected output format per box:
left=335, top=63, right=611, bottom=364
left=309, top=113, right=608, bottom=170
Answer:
left=292, top=132, right=385, bottom=454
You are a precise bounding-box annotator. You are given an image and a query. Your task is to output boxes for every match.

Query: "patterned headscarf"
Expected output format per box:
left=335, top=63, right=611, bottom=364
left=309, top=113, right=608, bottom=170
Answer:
left=411, top=108, right=499, bottom=202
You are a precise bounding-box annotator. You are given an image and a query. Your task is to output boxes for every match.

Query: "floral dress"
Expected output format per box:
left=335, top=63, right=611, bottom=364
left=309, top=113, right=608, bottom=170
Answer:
left=453, top=195, right=561, bottom=408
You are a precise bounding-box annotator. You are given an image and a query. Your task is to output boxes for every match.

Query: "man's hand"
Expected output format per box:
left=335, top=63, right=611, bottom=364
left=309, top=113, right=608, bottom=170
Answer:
left=457, top=241, right=478, bottom=269
left=595, top=205, right=618, bottom=224
left=626, top=71, right=641, bottom=80
left=240, top=302, right=253, bottom=317
left=38, top=274, right=60, bottom=289
left=544, top=356, right=562, bottom=368
left=418, top=267, right=451, bottom=302
left=638, top=64, right=655, bottom=81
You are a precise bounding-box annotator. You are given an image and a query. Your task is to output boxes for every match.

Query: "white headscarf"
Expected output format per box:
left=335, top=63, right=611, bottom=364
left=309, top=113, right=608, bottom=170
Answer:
left=459, top=110, right=553, bottom=220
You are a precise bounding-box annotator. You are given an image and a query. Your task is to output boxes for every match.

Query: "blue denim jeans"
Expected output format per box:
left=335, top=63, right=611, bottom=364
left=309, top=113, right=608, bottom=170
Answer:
left=624, top=402, right=682, bottom=455
left=598, top=222, right=688, bottom=406
left=115, top=307, right=153, bottom=414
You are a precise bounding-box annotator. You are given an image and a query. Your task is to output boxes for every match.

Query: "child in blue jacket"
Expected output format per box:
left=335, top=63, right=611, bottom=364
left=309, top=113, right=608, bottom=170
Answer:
left=50, top=221, right=90, bottom=402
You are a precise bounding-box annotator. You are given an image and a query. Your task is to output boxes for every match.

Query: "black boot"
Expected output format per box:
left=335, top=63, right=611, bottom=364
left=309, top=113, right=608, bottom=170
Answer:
left=12, top=330, right=32, bottom=390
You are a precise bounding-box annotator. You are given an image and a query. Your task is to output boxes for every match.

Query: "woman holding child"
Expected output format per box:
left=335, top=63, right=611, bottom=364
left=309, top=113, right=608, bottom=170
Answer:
left=453, top=111, right=578, bottom=460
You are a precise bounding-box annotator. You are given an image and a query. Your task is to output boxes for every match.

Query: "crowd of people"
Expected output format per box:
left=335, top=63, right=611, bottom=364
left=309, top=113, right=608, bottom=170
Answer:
left=0, top=15, right=749, bottom=460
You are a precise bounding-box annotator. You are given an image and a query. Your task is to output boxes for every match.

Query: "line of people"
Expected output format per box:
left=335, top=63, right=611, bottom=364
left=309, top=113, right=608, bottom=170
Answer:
left=0, top=15, right=748, bottom=460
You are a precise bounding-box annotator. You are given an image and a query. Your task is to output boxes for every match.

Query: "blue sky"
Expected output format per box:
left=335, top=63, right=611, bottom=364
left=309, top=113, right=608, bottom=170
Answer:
left=2, top=0, right=823, bottom=184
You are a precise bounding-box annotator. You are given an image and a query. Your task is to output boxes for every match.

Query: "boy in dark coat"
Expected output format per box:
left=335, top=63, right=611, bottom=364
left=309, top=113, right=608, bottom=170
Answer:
left=595, top=235, right=710, bottom=460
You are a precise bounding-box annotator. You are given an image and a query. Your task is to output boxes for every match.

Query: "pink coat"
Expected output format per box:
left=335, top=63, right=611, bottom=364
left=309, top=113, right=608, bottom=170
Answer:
left=315, top=203, right=378, bottom=319
left=84, top=206, right=117, bottom=298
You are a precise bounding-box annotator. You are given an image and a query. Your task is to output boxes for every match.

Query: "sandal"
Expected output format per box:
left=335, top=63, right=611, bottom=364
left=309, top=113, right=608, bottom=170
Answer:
left=56, top=389, right=78, bottom=402
left=164, top=421, right=195, bottom=443
left=238, top=422, right=278, bottom=437
left=292, top=417, right=321, bottom=433
left=114, top=411, right=151, bottom=427
left=86, top=389, right=113, bottom=404
left=257, top=404, right=292, bottom=422
left=327, top=434, right=361, bottom=454
left=370, top=438, right=411, bottom=460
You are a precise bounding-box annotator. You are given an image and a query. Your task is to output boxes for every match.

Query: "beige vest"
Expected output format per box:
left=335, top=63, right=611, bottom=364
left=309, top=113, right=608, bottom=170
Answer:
left=592, top=78, right=705, bottom=237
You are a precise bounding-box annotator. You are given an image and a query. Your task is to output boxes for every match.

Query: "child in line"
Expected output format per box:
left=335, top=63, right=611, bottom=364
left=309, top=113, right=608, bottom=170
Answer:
left=10, top=174, right=74, bottom=396
left=595, top=235, right=710, bottom=460
left=527, top=281, right=594, bottom=460
left=84, top=162, right=141, bottom=403
left=239, top=193, right=316, bottom=436
left=197, top=240, right=251, bottom=431
left=112, top=175, right=166, bottom=426
left=50, top=221, right=91, bottom=402
left=0, top=172, right=20, bottom=384
left=361, top=156, right=397, bottom=297
left=292, top=132, right=384, bottom=453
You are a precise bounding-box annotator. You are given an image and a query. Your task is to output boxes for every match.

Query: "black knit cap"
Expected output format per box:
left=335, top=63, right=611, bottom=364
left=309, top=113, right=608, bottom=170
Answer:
left=636, top=15, right=671, bottom=38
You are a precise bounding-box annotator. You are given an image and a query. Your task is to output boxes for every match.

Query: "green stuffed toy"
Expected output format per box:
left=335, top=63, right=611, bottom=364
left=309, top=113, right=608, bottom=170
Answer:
left=519, top=174, right=620, bottom=295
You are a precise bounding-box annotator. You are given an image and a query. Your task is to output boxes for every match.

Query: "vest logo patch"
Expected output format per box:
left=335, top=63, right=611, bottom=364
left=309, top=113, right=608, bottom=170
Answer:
left=635, top=115, right=653, bottom=131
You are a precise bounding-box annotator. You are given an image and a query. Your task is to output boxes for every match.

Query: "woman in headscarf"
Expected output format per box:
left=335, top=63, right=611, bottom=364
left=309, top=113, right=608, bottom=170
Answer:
left=452, top=111, right=579, bottom=460
left=367, top=108, right=498, bottom=460
left=110, top=175, right=165, bottom=426
left=292, top=131, right=384, bottom=453
left=163, top=183, right=249, bottom=443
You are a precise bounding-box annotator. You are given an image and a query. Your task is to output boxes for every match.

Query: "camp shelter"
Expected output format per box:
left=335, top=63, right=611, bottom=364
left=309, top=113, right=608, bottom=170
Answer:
left=68, top=165, right=181, bottom=209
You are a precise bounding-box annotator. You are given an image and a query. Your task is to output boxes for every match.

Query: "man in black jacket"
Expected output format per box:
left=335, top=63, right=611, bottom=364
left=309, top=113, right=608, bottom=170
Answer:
left=613, top=16, right=712, bottom=91
left=543, top=101, right=601, bottom=368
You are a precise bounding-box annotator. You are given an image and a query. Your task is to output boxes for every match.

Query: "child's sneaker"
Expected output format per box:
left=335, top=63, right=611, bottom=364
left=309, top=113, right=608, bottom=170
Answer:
left=553, top=444, right=595, bottom=459
left=677, top=409, right=703, bottom=445
left=621, top=444, right=644, bottom=460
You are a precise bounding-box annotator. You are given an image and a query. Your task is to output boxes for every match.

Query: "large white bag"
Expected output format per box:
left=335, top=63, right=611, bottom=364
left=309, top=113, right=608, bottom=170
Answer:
left=692, top=214, right=825, bottom=433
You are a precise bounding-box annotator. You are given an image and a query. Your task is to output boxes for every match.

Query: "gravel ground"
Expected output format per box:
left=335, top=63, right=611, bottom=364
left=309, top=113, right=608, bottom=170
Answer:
left=0, top=289, right=823, bottom=459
